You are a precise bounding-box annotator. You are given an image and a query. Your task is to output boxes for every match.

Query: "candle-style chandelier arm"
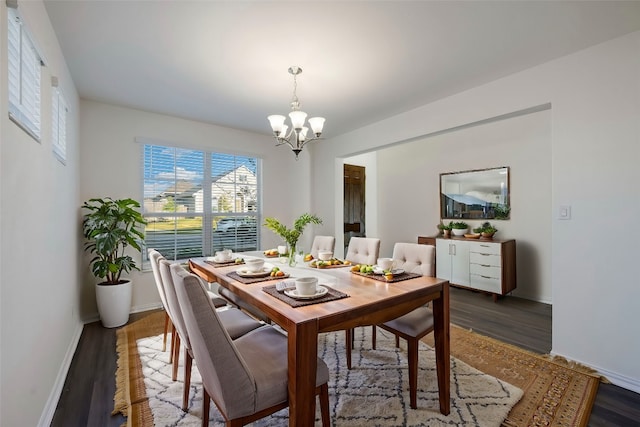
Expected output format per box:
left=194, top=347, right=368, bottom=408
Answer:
left=267, top=66, right=326, bottom=160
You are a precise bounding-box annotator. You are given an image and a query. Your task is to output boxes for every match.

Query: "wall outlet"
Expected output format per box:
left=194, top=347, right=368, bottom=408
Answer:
left=559, top=205, right=571, bottom=220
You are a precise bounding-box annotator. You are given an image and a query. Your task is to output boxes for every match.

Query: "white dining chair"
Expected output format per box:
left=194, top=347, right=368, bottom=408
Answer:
left=310, top=235, right=336, bottom=258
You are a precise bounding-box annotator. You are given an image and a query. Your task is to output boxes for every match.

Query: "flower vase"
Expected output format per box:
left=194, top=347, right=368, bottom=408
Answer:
left=287, top=244, right=297, bottom=267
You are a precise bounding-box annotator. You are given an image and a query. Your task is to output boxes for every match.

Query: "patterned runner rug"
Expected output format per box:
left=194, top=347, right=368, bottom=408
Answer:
left=113, top=311, right=598, bottom=426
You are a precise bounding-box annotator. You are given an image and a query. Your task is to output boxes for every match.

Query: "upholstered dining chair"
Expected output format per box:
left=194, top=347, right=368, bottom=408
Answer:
left=344, top=236, right=380, bottom=265
left=158, top=260, right=263, bottom=411
left=349, top=242, right=436, bottom=409
left=148, top=249, right=229, bottom=360
left=310, top=235, right=336, bottom=258
left=170, top=264, right=331, bottom=427
left=148, top=249, right=172, bottom=352
left=344, top=236, right=381, bottom=367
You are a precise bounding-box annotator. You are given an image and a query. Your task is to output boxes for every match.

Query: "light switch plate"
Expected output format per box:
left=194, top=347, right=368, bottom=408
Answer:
left=559, top=205, right=571, bottom=220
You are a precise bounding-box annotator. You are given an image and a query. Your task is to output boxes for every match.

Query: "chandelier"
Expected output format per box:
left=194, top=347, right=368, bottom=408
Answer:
left=267, top=66, right=325, bottom=159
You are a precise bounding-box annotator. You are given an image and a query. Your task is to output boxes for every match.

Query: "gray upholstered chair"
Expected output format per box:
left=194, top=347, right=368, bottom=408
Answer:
left=218, top=287, right=271, bottom=324
left=353, top=242, right=436, bottom=409
left=310, top=235, right=336, bottom=258
left=158, top=260, right=262, bottom=411
left=344, top=236, right=381, bottom=368
left=344, top=236, right=380, bottom=265
left=148, top=249, right=172, bottom=352
left=170, top=264, right=331, bottom=427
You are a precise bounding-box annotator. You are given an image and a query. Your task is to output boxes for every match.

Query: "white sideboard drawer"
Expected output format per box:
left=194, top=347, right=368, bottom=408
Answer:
left=470, top=242, right=501, bottom=255
left=470, top=274, right=502, bottom=293
left=469, top=252, right=501, bottom=267
left=470, top=263, right=501, bottom=278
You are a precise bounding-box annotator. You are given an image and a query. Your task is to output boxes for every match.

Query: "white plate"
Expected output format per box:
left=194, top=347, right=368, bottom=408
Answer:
left=284, top=285, right=329, bottom=300
left=373, top=267, right=405, bottom=275
left=236, top=267, right=271, bottom=278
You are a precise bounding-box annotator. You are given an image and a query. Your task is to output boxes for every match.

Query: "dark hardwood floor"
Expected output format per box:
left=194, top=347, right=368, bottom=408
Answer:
left=51, top=288, right=640, bottom=426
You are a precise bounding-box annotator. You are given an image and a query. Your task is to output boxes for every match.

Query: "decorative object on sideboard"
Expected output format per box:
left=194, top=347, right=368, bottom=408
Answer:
left=450, top=221, right=469, bottom=236
left=437, top=221, right=452, bottom=237
left=493, top=204, right=511, bottom=220
left=267, top=66, right=326, bottom=159
left=474, top=222, right=498, bottom=239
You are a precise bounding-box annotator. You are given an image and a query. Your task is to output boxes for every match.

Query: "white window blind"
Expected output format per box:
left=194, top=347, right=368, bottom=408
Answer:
left=7, top=6, right=42, bottom=140
left=51, top=86, right=68, bottom=163
left=142, top=144, right=260, bottom=260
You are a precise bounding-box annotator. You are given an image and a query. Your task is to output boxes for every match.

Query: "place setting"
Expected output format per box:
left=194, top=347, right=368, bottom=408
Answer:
left=307, top=250, right=352, bottom=269
left=204, top=249, right=245, bottom=267
left=226, top=258, right=290, bottom=284
left=263, top=276, right=349, bottom=307
left=350, top=257, right=421, bottom=283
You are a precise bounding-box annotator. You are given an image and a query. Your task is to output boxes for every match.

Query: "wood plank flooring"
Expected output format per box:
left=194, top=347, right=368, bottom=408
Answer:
left=51, top=288, right=640, bottom=426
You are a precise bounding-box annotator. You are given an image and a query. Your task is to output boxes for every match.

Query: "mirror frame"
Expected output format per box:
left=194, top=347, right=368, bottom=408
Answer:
left=440, top=166, right=510, bottom=220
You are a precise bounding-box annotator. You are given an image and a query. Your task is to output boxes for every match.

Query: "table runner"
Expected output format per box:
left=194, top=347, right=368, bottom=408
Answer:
left=262, top=284, right=349, bottom=307
left=350, top=270, right=422, bottom=283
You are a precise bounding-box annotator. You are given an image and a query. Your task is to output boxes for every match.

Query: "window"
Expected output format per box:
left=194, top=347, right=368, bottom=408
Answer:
left=7, top=6, right=42, bottom=140
left=142, top=143, right=260, bottom=261
left=51, top=85, right=67, bottom=163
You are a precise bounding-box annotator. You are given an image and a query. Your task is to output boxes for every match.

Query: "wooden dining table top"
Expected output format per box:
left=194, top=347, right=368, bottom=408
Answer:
left=189, top=254, right=450, bottom=426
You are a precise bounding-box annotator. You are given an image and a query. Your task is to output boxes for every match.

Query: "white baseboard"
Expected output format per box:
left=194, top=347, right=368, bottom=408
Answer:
left=37, top=321, right=84, bottom=427
left=549, top=351, right=640, bottom=394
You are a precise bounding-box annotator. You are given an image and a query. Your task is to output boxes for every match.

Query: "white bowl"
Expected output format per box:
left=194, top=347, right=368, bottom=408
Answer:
left=244, top=258, right=265, bottom=272
left=451, top=228, right=468, bottom=236
left=318, top=251, right=333, bottom=261
left=295, top=277, right=318, bottom=296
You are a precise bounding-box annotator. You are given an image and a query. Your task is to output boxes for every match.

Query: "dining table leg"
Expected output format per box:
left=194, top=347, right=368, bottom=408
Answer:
left=287, top=319, right=319, bottom=426
left=432, top=282, right=451, bottom=415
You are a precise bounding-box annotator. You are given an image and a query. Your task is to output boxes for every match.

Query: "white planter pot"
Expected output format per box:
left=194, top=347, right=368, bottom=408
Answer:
left=96, top=279, right=132, bottom=328
left=452, top=228, right=468, bottom=236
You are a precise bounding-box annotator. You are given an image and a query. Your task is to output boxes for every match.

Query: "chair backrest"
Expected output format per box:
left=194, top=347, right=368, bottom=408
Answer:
left=345, top=237, right=381, bottom=265
left=392, top=242, right=435, bottom=276
left=158, top=260, right=192, bottom=351
left=310, top=235, right=336, bottom=258
left=148, top=249, right=170, bottom=310
left=170, top=264, right=256, bottom=419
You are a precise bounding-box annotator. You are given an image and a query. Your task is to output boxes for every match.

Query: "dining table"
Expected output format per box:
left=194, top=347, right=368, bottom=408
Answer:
left=189, top=252, right=450, bottom=426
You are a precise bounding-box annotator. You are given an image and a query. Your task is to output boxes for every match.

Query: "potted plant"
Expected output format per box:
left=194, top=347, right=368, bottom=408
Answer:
left=474, top=222, right=498, bottom=238
left=263, top=213, right=322, bottom=266
left=82, top=197, right=146, bottom=327
left=494, top=204, right=510, bottom=220
left=437, top=221, right=452, bottom=237
left=450, top=221, right=469, bottom=236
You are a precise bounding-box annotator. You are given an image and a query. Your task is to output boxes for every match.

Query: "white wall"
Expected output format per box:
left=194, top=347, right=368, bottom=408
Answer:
left=79, top=100, right=312, bottom=316
left=311, top=31, right=640, bottom=392
left=0, top=1, right=81, bottom=426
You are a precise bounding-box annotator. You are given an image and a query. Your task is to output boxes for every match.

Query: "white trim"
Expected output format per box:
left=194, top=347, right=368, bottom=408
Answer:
left=36, top=321, right=84, bottom=427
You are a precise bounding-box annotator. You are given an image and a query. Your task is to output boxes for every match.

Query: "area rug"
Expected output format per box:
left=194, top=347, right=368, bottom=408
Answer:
left=114, top=311, right=522, bottom=426
left=113, top=311, right=600, bottom=426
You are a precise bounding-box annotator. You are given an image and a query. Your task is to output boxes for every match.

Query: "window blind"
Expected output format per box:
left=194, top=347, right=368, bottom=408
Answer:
left=52, top=87, right=67, bottom=163
left=7, top=7, right=42, bottom=140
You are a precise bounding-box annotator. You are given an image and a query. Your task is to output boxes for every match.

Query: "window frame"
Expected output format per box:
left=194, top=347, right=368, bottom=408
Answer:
left=141, top=142, right=261, bottom=263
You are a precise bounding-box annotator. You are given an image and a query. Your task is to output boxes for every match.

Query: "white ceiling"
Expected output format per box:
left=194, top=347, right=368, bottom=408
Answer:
left=43, top=1, right=640, bottom=138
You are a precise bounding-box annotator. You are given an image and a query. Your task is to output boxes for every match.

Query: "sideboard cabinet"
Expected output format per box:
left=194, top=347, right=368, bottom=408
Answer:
left=420, top=237, right=516, bottom=301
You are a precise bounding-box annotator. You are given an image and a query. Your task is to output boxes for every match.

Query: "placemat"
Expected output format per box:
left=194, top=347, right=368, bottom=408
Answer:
left=262, top=284, right=349, bottom=307
left=204, top=259, right=244, bottom=267
left=350, top=271, right=422, bottom=283
left=226, top=270, right=284, bottom=284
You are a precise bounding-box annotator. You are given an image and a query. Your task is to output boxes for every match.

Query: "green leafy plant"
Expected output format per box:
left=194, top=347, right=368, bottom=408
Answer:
left=494, top=204, right=510, bottom=220
left=263, top=213, right=322, bottom=251
left=473, top=222, right=498, bottom=234
left=437, top=222, right=453, bottom=231
left=449, top=221, right=468, bottom=230
left=82, top=197, right=146, bottom=284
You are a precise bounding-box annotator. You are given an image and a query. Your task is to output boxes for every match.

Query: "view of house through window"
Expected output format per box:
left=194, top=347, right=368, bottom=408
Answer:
left=142, top=144, right=260, bottom=261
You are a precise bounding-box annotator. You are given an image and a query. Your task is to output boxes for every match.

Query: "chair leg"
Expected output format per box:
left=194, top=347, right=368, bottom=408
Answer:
left=202, top=388, right=210, bottom=427
left=319, top=383, right=330, bottom=427
left=162, top=312, right=170, bottom=352
left=371, top=325, right=377, bottom=350
left=172, top=333, right=181, bottom=382
left=407, top=338, right=418, bottom=409
left=182, top=349, right=192, bottom=411
left=169, top=323, right=176, bottom=364
left=345, top=329, right=352, bottom=370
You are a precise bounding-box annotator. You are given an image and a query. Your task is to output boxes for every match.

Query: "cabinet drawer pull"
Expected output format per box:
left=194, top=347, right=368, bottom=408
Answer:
left=481, top=264, right=491, bottom=267
left=481, top=275, right=493, bottom=279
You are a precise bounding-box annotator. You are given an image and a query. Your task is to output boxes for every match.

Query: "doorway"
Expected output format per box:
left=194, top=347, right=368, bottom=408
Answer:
left=343, top=164, right=366, bottom=253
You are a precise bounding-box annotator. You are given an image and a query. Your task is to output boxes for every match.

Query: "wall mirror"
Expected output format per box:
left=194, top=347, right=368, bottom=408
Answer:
left=440, top=166, right=510, bottom=220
